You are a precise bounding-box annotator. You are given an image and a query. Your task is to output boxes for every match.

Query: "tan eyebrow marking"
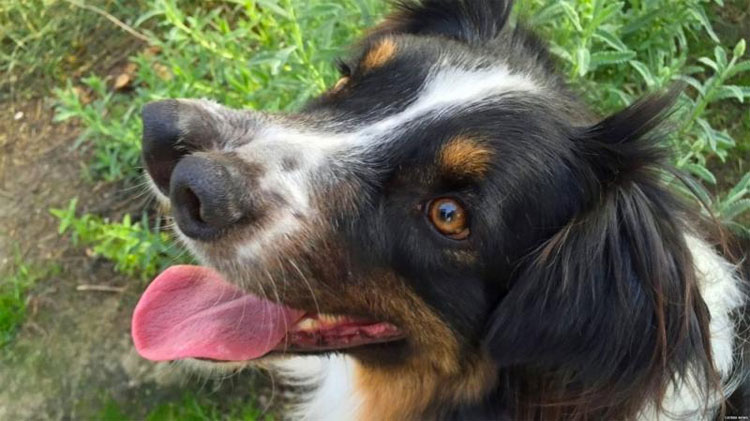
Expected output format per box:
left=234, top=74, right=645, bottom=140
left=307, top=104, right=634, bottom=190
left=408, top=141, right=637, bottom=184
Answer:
left=332, top=76, right=350, bottom=93
left=361, top=38, right=397, bottom=71
left=439, top=136, right=493, bottom=179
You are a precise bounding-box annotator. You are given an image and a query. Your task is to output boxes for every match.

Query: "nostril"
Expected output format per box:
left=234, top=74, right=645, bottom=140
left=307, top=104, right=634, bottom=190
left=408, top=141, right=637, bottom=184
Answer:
left=169, top=155, right=246, bottom=241
left=174, top=184, right=204, bottom=225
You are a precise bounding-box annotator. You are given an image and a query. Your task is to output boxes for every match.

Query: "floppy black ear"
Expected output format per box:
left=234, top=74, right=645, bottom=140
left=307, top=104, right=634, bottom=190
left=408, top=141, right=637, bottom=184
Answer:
left=374, top=0, right=514, bottom=43
left=483, top=90, right=716, bottom=418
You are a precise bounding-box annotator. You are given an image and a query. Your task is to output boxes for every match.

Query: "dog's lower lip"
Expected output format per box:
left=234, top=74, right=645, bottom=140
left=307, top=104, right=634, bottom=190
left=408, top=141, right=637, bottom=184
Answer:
left=277, top=312, right=405, bottom=353
left=193, top=313, right=405, bottom=362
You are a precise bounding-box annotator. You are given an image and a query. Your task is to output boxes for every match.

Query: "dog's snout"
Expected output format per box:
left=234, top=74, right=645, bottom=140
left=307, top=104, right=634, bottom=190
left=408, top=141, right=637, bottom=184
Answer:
left=170, top=156, right=247, bottom=241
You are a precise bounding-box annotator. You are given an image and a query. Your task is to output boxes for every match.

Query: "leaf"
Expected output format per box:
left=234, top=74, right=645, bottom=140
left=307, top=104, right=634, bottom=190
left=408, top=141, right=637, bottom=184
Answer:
left=590, top=50, right=636, bottom=67
left=548, top=44, right=573, bottom=63
left=559, top=2, right=583, bottom=32
left=590, top=2, right=623, bottom=29
left=726, top=60, right=750, bottom=79
left=689, top=6, right=720, bottom=43
left=734, top=39, right=746, bottom=58
left=720, top=199, right=750, bottom=221
left=712, top=129, right=736, bottom=148
left=605, top=86, right=632, bottom=106
left=725, top=173, right=750, bottom=204
left=696, top=118, right=718, bottom=152
left=629, top=60, right=656, bottom=87
left=723, top=221, right=750, bottom=237
left=577, top=47, right=591, bottom=77
left=621, top=11, right=657, bottom=35
left=254, top=0, right=292, bottom=19
left=674, top=75, right=706, bottom=97
left=714, top=46, right=728, bottom=70
left=684, top=163, right=717, bottom=185
left=674, top=173, right=713, bottom=209
left=593, top=29, right=628, bottom=52
left=682, top=65, right=706, bottom=75
left=528, top=2, right=565, bottom=27
left=697, top=57, right=719, bottom=72
left=712, top=85, right=747, bottom=103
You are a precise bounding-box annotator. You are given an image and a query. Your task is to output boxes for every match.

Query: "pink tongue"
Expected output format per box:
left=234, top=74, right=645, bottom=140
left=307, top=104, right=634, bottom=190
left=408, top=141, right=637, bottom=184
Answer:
left=132, top=265, right=305, bottom=362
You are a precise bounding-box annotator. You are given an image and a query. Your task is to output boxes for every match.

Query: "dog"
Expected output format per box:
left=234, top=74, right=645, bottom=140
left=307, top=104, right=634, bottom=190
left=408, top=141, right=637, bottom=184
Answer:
left=131, top=0, right=749, bottom=419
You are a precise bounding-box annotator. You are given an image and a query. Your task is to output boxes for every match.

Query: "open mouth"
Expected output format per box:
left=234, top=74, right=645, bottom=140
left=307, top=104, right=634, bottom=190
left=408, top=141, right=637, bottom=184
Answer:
left=131, top=265, right=404, bottom=362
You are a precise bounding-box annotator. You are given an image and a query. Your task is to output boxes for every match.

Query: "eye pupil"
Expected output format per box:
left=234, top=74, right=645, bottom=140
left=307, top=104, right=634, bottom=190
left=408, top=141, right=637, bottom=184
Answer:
left=427, top=198, right=470, bottom=240
left=439, top=204, right=456, bottom=221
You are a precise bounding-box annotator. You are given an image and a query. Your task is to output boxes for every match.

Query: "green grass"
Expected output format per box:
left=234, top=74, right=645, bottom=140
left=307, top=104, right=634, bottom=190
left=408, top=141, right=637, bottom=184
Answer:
left=99, top=393, right=273, bottom=421
left=0, top=0, right=152, bottom=101
left=0, top=250, right=60, bottom=349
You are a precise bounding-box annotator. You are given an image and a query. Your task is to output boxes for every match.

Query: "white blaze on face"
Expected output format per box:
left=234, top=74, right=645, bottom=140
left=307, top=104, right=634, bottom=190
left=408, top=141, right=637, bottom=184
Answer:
left=231, top=64, right=542, bottom=260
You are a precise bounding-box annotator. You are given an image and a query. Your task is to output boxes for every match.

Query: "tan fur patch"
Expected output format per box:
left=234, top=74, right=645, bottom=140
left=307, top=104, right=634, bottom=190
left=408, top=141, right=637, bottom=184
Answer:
left=439, top=136, right=493, bottom=179
left=361, top=38, right=397, bottom=71
left=355, top=351, right=497, bottom=420
left=348, top=270, right=497, bottom=420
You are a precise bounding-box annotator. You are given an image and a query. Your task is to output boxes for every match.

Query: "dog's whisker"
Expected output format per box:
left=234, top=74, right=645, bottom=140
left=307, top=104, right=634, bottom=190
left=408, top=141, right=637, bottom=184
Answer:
left=288, top=257, right=321, bottom=318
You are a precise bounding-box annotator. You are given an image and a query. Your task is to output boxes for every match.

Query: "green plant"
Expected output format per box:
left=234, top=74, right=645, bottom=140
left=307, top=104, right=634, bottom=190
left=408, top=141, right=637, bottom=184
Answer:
left=0, top=0, right=151, bottom=100
left=707, top=173, right=750, bottom=235
left=517, top=0, right=750, bottom=234
left=54, top=75, right=144, bottom=182
left=50, top=198, right=184, bottom=279
left=0, top=249, right=60, bottom=349
left=98, top=393, right=273, bottom=421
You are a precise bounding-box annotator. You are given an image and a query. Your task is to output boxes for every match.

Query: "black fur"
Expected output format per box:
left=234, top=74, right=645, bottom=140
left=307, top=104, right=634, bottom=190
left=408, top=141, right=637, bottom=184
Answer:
left=378, top=0, right=513, bottom=42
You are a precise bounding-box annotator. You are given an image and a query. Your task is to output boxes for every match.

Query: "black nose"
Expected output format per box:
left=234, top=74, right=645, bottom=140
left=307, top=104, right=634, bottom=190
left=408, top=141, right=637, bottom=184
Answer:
left=142, top=100, right=184, bottom=195
left=170, top=155, right=246, bottom=240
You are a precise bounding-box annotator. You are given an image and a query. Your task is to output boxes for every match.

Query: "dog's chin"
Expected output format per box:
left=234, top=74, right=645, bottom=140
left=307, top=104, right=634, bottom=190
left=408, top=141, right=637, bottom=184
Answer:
left=176, top=358, right=258, bottom=376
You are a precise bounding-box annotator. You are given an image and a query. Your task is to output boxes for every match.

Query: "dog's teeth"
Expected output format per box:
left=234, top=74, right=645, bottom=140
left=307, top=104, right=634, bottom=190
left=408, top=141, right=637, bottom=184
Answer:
left=294, top=314, right=348, bottom=332
left=318, top=314, right=343, bottom=325
left=295, top=318, right=319, bottom=331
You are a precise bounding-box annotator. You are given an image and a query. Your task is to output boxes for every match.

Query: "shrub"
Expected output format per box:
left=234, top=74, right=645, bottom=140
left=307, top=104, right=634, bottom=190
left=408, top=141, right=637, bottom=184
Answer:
left=51, top=198, right=182, bottom=280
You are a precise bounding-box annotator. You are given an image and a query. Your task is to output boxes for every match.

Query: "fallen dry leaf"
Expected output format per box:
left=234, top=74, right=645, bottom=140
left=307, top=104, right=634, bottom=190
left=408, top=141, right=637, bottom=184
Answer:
left=113, top=73, right=132, bottom=90
left=113, top=62, right=139, bottom=91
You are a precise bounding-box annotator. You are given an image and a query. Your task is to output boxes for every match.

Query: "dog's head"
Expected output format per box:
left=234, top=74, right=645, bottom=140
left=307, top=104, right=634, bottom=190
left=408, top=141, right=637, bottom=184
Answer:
left=133, top=0, right=717, bottom=418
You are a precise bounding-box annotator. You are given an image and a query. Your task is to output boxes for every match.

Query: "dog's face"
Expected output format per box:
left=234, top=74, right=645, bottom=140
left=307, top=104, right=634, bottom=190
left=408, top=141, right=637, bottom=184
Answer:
left=133, top=0, right=716, bottom=418
left=134, top=0, right=579, bottom=370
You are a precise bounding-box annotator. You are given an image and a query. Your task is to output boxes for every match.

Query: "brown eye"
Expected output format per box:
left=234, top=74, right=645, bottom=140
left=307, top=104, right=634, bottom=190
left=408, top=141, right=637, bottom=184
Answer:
left=332, top=76, right=350, bottom=92
left=428, top=198, right=470, bottom=240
